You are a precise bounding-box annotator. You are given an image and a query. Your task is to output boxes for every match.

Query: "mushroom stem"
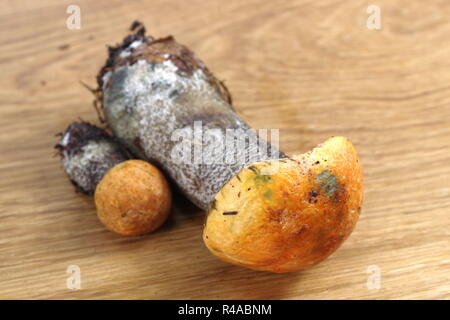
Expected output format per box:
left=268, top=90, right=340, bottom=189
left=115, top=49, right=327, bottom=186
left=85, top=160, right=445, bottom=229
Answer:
left=55, top=122, right=129, bottom=195
left=97, top=23, right=285, bottom=209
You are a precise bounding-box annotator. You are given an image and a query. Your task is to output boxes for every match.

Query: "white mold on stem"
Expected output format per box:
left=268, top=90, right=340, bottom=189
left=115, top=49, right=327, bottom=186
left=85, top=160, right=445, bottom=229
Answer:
left=103, top=59, right=283, bottom=209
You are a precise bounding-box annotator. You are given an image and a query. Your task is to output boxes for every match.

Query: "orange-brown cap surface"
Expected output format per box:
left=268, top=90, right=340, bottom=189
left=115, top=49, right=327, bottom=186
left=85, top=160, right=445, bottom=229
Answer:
left=95, top=160, right=172, bottom=236
left=203, top=136, right=363, bottom=273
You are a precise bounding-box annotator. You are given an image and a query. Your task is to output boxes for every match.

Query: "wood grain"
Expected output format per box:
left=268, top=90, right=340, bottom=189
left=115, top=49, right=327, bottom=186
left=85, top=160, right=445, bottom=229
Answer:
left=1, top=0, right=449, bottom=299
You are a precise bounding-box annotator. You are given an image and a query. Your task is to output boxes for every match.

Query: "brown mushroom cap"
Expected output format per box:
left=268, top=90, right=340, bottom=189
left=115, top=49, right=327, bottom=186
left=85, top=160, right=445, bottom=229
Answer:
left=95, top=160, right=172, bottom=236
left=203, top=136, right=364, bottom=273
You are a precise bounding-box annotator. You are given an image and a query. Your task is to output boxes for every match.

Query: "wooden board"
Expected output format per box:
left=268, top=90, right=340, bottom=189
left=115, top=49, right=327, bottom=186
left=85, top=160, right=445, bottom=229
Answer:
left=1, top=0, right=449, bottom=299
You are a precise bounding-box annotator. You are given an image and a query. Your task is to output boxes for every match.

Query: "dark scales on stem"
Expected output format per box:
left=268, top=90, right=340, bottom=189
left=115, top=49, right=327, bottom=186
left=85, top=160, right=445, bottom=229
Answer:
left=55, top=122, right=129, bottom=195
left=55, top=122, right=110, bottom=158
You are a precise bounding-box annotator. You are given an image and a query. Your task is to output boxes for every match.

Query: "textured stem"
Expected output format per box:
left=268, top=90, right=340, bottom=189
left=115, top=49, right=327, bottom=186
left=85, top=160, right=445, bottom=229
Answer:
left=55, top=122, right=129, bottom=195
left=98, top=23, right=285, bottom=209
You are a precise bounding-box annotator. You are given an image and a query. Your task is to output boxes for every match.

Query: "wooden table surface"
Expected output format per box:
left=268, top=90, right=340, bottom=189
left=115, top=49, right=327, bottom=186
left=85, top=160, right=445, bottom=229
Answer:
left=1, top=0, right=449, bottom=299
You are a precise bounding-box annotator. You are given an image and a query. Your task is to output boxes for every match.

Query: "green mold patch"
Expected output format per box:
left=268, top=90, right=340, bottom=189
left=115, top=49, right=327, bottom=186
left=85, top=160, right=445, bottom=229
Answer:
left=316, top=169, right=339, bottom=197
left=254, top=173, right=272, bottom=186
left=249, top=165, right=272, bottom=188
left=115, top=162, right=126, bottom=169
left=263, top=189, right=273, bottom=199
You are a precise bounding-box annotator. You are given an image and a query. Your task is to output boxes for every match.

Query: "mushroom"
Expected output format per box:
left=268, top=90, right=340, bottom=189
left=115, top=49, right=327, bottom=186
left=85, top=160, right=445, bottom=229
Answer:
left=56, top=122, right=172, bottom=236
left=96, top=22, right=364, bottom=272
left=95, top=159, right=171, bottom=236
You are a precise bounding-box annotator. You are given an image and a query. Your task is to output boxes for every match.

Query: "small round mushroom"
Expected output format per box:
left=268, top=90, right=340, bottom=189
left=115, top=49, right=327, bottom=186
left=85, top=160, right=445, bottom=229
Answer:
left=56, top=122, right=172, bottom=236
left=95, top=160, right=172, bottom=236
